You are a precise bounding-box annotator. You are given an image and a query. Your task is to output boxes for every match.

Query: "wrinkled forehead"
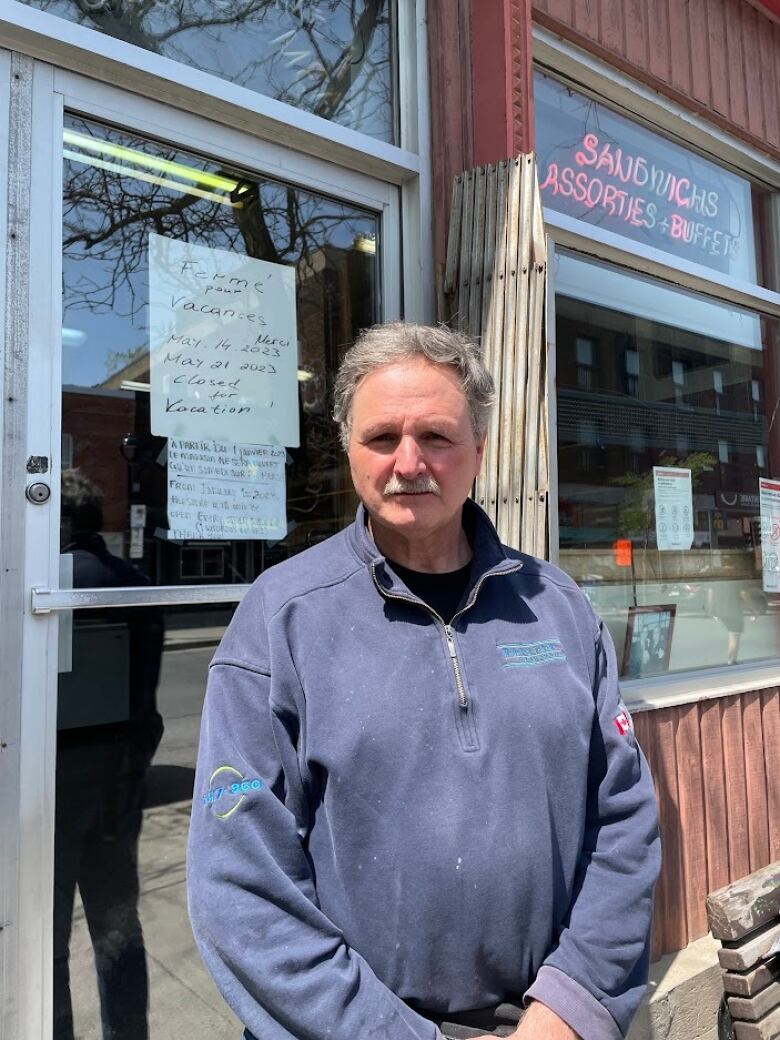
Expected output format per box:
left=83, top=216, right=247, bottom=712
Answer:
left=351, top=358, right=468, bottom=414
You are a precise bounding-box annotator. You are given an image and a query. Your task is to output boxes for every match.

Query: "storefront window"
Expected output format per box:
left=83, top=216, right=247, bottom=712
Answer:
left=22, top=0, right=398, bottom=143
left=555, top=252, right=780, bottom=677
left=536, top=71, right=780, bottom=290
left=55, top=116, right=379, bottom=1038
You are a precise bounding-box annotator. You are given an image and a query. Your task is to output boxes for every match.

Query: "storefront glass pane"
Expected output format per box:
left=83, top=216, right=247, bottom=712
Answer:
left=555, top=252, right=780, bottom=678
left=54, top=116, right=380, bottom=1038
left=23, top=0, right=397, bottom=143
left=536, top=71, right=780, bottom=291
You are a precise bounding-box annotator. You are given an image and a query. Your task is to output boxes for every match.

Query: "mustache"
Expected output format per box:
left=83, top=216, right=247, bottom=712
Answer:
left=383, top=474, right=441, bottom=496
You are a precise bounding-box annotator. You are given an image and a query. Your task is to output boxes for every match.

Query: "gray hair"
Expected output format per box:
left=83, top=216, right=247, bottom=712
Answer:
left=333, top=322, right=494, bottom=449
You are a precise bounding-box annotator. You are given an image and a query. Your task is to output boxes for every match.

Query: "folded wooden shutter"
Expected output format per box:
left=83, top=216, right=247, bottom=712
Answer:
left=444, top=155, right=549, bottom=558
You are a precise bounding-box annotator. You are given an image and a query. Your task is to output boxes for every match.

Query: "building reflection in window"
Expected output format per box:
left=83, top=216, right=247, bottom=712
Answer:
left=555, top=252, right=780, bottom=675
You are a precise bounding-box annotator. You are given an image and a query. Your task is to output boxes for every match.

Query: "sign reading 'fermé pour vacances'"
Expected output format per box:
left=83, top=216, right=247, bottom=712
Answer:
left=535, top=73, right=757, bottom=282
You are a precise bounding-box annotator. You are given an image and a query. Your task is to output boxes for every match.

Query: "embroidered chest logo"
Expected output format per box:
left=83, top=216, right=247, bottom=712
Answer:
left=203, top=764, right=263, bottom=820
left=497, top=639, right=567, bottom=668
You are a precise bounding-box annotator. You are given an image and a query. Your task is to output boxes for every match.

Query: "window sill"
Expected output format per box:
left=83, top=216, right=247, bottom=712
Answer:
left=624, top=659, right=780, bottom=712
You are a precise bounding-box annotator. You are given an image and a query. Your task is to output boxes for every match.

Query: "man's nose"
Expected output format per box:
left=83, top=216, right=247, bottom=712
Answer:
left=393, top=436, right=426, bottom=478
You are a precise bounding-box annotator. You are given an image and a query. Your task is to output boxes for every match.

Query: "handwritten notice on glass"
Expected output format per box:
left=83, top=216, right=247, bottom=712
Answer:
left=149, top=233, right=299, bottom=447
left=759, top=477, right=780, bottom=594
left=166, top=438, right=287, bottom=541
left=653, top=467, right=694, bottom=551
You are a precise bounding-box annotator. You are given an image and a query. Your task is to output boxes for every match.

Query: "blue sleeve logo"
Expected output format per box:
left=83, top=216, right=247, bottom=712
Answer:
left=203, top=764, right=263, bottom=819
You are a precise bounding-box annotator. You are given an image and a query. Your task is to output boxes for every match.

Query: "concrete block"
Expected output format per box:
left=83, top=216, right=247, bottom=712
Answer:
left=628, top=934, right=723, bottom=1040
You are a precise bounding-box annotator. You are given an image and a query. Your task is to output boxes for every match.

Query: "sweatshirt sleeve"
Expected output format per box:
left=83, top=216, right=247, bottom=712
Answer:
left=524, top=619, right=661, bottom=1040
left=186, top=592, right=439, bottom=1040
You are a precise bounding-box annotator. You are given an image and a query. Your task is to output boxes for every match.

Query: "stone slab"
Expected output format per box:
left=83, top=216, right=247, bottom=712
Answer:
left=719, top=920, right=780, bottom=972
left=708, top=863, right=780, bottom=941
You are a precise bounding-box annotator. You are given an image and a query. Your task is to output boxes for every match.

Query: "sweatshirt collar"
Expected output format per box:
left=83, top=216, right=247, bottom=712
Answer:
left=350, top=498, right=522, bottom=597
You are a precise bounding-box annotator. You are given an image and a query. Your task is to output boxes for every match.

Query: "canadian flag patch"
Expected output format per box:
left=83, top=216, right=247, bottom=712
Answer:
left=613, top=709, right=634, bottom=737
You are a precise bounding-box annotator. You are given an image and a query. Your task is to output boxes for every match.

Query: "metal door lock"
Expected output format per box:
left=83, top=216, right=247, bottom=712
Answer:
left=26, top=482, right=51, bottom=504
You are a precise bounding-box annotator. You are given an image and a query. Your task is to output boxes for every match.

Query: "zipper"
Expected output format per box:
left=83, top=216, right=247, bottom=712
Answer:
left=370, top=560, right=522, bottom=711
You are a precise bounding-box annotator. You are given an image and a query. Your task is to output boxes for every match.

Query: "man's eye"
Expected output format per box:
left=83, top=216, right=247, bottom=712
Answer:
left=423, top=432, right=449, bottom=442
left=370, top=433, right=395, bottom=444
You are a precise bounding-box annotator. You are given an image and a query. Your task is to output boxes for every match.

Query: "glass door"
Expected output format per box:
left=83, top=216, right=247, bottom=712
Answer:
left=19, top=66, right=399, bottom=1040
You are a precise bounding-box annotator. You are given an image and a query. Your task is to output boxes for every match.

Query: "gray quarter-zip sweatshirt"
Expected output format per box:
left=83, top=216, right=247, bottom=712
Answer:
left=187, top=502, right=660, bottom=1040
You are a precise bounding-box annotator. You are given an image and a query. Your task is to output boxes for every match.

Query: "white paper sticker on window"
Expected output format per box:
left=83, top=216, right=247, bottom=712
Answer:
left=759, top=477, right=780, bottom=593
left=165, top=438, right=287, bottom=541
left=149, top=233, right=299, bottom=447
left=653, top=467, right=693, bottom=551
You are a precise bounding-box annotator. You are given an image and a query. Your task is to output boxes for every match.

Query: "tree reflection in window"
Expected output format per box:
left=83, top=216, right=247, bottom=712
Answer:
left=28, top=0, right=396, bottom=142
left=61, top=117, right=379, bottom=576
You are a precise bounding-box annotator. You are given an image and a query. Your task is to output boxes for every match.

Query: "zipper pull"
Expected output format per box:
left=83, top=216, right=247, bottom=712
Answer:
left=444, top=625, right=457, bottom=659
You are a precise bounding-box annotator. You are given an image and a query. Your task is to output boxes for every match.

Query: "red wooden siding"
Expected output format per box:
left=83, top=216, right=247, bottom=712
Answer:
left=633, top=689, right=780, bottom=960
left=426, top=0, right=474, bottom=272
left=531, top=0, right=780, bottom=161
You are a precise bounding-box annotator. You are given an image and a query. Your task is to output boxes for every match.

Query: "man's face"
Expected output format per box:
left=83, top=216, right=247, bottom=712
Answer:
left=346, top=357, right=485, bottom=544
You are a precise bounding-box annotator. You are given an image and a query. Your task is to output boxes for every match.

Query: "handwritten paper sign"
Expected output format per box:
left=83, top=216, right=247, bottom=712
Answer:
left=653, top=467, right=694, bottom=551
left=535, top=72, right=756, bottom=283
left=759, top=477, right=780, bottom=593
left=149, top=233, right=299, bottom=447
left=166, top=438, right=287, bottom=540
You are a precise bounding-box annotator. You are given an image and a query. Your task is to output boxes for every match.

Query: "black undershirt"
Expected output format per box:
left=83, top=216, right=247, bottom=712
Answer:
left=389, top=559, right=472, bottom=624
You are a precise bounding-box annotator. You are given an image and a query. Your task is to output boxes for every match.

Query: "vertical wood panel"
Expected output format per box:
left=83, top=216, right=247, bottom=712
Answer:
left=645, top=0, right=671, bottom=82
left=667, top=0, right=693, bottom=96
left=699, top=698, right=730, bottom=895
left=721, top=694, right=751, bottom=882
left=600, top=0, right=625, bottom=53
left=687, top=0, right=711, bottom=106
left=632, top=710, right=664, bottom=962
left=706, top=0, right=730, bottom=117
left=543, top=0, right=574, bottom=25
left=724, top=0, right=749, bottom=130
left=743, top=691, right=770, bottom=872
left=676, top=703, right=709, bottom=941
left=651, top=707, right=688, bottom=956
left=761, top=688, right=780, bottom=861
left=740, top=2, right=766, bottom=141
left=623, top=0, right=648, bottom=68
left=758, top=24, right=780, bottom=150
left=573, top=0, right=600, bottom=39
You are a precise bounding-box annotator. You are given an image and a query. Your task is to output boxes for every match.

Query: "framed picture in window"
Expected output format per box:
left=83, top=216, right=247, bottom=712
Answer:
left=621, top=604, right=677, bottom=679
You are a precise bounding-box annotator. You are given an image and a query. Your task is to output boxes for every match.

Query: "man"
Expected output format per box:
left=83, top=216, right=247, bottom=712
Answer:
left=188, top=322, right=660, bottom=1040
left=56, top=470, right=164, bottom=1040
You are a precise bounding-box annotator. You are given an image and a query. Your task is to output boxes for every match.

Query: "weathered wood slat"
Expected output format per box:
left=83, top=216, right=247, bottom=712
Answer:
left=708, top=863, right=780, bottom=941
left=468, top=166, right=487, bottom=338
left=480, top=161, right=509, bottom=522
left=700, top=697, right=731, bottom=895
left=728, top=981, right=780, bottom=1022
left=443, top=174, right=463, bottom=297
left=744, top=692, right=770, bottom=873
left=733, top=1001, right=780, bottom=1040
left=724, top=957, right=780, bottom=998
left=676, top=702, right=709, bottom=941
left=718, top=919, right=780, bottom=972
left=723, top=694, right=752, bottom=882
left=496, top=157, right=522, bottom=541
left=457, top=171, right=476, bottom=332
left=761, top=689, right=780, bottom=862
